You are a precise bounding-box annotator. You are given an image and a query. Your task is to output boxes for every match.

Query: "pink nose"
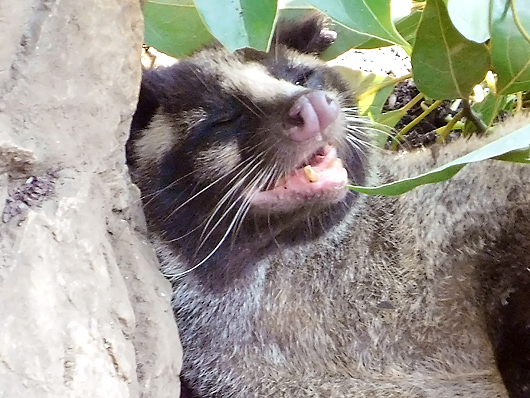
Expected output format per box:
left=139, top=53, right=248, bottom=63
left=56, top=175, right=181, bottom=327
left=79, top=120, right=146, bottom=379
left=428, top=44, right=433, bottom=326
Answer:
left=287, top=91, right=340, bottom=142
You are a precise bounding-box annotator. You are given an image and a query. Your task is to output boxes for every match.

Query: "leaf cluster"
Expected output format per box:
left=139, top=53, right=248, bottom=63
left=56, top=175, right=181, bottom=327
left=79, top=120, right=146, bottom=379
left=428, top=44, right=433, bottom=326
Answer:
left=142, top=0, right=530, bottom=195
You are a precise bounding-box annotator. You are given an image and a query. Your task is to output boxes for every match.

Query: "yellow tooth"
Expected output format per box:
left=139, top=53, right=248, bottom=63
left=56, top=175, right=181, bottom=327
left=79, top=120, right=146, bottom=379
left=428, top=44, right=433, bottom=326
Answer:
left=274, top=176, right=286, bottom=188
left=329, top=158, right=343, bottom=169
left=304, top=165, right=319, bottom=183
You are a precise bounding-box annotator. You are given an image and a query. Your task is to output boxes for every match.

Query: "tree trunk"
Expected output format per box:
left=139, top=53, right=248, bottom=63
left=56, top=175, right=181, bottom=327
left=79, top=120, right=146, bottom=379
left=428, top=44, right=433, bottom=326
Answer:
left=0, top=1, right=182, bottom=397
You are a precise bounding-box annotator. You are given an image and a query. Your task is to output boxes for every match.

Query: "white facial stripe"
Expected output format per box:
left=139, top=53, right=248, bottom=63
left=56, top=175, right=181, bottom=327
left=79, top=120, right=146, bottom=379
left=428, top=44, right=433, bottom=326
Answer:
left=217, top=62, right=305, bottom=102
left=135, top=110, right=206, bottom=166
left=135, top=113, right=176, bottom=166
left=196, top=140, right=241, bottom=182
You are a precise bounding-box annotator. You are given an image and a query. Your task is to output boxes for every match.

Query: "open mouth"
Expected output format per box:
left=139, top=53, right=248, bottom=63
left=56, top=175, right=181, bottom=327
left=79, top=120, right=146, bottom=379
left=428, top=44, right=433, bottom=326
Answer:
left=251, top=144, right=349, bottom=211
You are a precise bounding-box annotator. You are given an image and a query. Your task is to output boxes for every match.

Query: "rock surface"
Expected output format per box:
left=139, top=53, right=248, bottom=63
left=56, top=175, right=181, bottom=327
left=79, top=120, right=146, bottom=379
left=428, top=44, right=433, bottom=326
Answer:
left=0, top=1, right=182, bottom=397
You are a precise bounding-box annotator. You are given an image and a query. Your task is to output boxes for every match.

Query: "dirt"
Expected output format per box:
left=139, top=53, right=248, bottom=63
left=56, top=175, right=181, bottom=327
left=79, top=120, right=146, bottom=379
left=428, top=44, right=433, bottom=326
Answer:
left=383, top=80, right=460, bottom=149
left=332, top=46, right=412, bottom=77
left=336, top=45, right=462, bottom=150
left=2, top=171, right=57, bottom=223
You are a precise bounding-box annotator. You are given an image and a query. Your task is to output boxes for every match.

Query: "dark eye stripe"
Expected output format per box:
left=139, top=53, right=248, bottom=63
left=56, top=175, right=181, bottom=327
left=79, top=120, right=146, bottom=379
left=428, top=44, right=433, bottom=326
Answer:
left=295, top=71, right=313, bottom=86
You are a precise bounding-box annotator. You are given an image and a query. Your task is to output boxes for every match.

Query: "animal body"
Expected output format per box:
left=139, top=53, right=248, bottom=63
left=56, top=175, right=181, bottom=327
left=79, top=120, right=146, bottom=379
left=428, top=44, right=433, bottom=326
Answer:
left=128, top=16, right=530, bottom=398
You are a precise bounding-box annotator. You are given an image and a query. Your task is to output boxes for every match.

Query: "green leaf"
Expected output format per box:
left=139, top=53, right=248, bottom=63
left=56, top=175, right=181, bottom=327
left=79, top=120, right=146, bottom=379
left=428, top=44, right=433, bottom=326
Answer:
left=144, top=0, right=215, bottom=58
left=375, top=108, right=406, bottom=128
left=308, top=0, right=411, bottom=51
left=472, top=91, right=511, bottom=127
left=394, top=8, right=422, bottom=47
left=351, top=8, right=423, bottom=50
left=495, top=149, right=530, bottom=163
left=333, top=66, right=397, bottom=118
left=358, top=78, right=396, bottom=118
left=446, top=0, right=490, bottom=43
left=349, top=123, right=530, bottom=196
left=490, top=0, right=530, bottom=95
left=411, top=0, right=490, bottom=99
left=194, top=0, right=278, bottom=52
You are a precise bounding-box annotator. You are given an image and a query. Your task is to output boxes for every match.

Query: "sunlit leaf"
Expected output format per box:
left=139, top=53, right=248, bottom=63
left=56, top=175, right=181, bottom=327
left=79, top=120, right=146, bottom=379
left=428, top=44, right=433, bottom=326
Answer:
left=375, top=108, right=406, bottom=128
left=394, top=8, right=422, bottom=47
left=446, top=0, right=490, bottom=43
left=333, top=66, right=397, bottom=117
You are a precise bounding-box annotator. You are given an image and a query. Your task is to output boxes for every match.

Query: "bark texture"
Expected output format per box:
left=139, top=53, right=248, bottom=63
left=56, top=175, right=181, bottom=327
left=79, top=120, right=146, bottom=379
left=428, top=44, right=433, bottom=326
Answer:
left=0, top=1, right=182, bottom=397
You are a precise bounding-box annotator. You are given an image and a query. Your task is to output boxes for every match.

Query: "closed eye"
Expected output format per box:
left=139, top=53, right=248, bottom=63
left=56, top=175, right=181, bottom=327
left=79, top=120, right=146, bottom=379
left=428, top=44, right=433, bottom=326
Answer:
left=212, top=114, right=240, bottom=128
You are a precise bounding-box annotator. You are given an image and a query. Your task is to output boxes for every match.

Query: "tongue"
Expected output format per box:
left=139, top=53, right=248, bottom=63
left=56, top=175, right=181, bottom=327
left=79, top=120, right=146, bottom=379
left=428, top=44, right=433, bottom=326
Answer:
left=288, top=91, right=340, bottom=142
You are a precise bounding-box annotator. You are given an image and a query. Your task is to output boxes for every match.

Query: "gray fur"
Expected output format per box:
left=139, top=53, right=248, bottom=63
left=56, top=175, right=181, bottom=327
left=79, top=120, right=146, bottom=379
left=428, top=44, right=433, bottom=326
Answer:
left=129, top=20, right=530, bottom=397
left=166, top=120, right=530, bottom=397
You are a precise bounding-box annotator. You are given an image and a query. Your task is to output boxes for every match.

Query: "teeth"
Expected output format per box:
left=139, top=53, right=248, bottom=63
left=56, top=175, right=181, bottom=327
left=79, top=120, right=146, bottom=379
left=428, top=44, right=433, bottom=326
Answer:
left=304, top=165, right=319, bottom=183
left=274, top=176, right=287, bottom=188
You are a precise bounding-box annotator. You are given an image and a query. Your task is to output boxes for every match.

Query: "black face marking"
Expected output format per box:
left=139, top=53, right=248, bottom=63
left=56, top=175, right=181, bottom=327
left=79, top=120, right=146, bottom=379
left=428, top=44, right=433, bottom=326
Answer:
left=279, top=65, right=324, bottom=89
left=128, top=15, right=368, bottom=278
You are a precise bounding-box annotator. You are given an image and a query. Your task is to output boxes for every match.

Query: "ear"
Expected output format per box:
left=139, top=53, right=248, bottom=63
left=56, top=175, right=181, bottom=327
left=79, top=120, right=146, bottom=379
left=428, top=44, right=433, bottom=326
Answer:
left=273, top=13, right=337, bottom=55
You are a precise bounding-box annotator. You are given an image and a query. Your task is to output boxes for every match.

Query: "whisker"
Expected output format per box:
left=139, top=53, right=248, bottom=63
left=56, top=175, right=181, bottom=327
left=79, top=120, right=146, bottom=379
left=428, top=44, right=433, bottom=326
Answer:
left=166, top=208, right=243, bottom=279
left=185, top=169, right=265, bottom=275
left=232, top=92, right=266, bottom=118
left=164, top=161, right=264, bottom=244
left=228, top=174, right=267, bottom=249
left=133, top=169, right=197, bottom=208
left=196, top=159, right=265, bottom=252
left=164, top=140, right=278, bottom=249
left=163, top=155, right=259, bottom=223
